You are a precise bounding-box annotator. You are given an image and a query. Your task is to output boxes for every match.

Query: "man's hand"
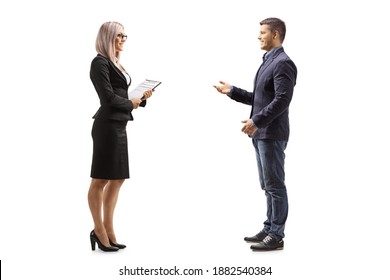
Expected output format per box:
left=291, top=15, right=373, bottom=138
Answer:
left=213, top=81, right=231, bottom=94
left=241, top=119, right=257, bottom=136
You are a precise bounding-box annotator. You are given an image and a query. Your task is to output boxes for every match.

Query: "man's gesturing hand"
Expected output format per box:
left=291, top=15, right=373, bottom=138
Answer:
left=213, top=81, right=231, bottom=94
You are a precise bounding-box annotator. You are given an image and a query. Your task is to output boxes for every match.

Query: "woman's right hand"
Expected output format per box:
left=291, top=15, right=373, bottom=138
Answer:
left=130, top=98, right=142, bottom=109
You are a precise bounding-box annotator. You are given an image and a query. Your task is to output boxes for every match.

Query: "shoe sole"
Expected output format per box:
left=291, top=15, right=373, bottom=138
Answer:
left=251, top=246, right=284, bottom=251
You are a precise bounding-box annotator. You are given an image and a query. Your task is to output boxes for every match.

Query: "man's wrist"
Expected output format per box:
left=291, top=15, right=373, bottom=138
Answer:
left=250, top=119, right=258, bottom=128
left=227, top=85, right=234, bottom=96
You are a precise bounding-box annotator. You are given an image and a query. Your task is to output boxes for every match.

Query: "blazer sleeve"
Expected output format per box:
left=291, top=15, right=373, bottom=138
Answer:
left=90, top=57, right=134, bottom=111
left=251, top=59, right=297, bottom=128
left=228, top=86, right=253, bottom=105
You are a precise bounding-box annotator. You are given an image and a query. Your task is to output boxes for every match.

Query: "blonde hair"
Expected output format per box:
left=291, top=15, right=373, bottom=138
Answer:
left=95, top=21, right=124, bottom=64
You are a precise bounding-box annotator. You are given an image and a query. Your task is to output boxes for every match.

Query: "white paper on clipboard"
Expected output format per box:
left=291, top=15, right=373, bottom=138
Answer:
left=128, top=79, right=161, bottom=99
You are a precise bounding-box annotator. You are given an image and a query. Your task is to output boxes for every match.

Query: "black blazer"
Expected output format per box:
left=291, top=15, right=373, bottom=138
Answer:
left=229, top=47, right=297, bottom=141
left=90, top=54, right=146, bottom=121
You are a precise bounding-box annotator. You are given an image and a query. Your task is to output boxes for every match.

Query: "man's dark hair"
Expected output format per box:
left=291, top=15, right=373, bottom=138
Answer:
left=260, top=18, right=286, bottom=43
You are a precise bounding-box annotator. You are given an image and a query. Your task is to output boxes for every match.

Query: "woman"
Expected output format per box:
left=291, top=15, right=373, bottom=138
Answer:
left=88, top=21, right=153, bottom=252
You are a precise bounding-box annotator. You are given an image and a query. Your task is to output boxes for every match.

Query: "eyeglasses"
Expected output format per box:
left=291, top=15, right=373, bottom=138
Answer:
left=117, top=34, right=128, bottom=41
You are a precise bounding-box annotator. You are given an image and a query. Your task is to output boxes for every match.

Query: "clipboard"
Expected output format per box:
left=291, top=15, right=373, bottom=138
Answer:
left=128, top=79, right=161, bottom=100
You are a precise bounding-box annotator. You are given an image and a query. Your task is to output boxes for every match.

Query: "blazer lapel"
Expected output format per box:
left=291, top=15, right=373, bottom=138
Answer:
left=250, top=47, right=284, bottom=117
left=253, top=58, right=272, bottom=93
left=109, top=60, right=127, bottom=84
left=96, top=54, right=128, bottom=85
left=254, top=47, right=285, bottom=85
left=257, top=58, right=272, bottom=78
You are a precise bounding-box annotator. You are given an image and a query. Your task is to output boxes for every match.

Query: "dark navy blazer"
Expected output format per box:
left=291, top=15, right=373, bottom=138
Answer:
left=90, top=54, right=146, bottom=121
left=228, top=47, right=297, bottom=141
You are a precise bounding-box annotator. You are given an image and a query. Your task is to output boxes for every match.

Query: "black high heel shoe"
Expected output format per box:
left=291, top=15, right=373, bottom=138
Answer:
left=90, top=230, right=119, bottom=252
left=109, top=239, right=126, bottom=249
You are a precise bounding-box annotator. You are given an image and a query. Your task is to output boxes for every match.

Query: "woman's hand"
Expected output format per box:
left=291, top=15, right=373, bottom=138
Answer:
left=142, top=89, right=154, bottom=100
left=130, top=98, right=142, bottom=109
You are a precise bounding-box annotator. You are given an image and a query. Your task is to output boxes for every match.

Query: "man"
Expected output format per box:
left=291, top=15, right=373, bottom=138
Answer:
left=214, top=17, right=297, bottom=251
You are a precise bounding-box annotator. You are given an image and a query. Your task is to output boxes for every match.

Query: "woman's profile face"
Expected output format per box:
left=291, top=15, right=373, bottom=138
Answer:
left=115, top=28, right=127, bottom=52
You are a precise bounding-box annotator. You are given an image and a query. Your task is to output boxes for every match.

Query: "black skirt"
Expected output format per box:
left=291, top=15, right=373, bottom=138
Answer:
left=91, top=119, right=129, bottom=179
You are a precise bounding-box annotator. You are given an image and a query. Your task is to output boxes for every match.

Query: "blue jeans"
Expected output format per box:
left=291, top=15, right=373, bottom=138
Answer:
left=252, top=139, right=288, bottom=240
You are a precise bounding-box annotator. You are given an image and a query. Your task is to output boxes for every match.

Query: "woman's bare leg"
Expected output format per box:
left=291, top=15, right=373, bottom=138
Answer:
left=88, top=178, right=110, bottom=246
left=103, top=179, right=125, bottom=243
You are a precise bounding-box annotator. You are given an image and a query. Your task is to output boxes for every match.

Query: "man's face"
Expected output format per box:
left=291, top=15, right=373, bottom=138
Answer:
left=258, top=24, right=276, bottom=52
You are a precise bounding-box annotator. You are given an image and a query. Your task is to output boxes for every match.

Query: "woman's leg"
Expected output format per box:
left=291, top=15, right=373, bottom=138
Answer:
left=103, top=179, right=125, bottom=243
left=88, top=178, right=110, bottom=246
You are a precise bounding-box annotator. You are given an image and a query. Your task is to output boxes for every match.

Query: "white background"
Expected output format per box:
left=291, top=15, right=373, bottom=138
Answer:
left=0, top=0, right=389, bottom=279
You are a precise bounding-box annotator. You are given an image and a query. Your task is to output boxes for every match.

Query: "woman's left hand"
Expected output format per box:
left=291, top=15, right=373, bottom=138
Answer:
left=142, top=89, right=154, bottom=100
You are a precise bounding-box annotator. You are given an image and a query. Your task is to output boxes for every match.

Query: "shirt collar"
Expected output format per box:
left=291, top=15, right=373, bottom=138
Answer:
left=264, top=45, right=283, bottom=61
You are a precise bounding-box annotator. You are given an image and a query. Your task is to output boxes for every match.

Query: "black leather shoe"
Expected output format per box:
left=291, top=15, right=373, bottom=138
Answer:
left=90, top=230, right=119, bottom=252
left=250, top=235, right=284, bottom=251
left=244, top=230, right=267, bottom=243
left=109, top=239, right=126, bottom=249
